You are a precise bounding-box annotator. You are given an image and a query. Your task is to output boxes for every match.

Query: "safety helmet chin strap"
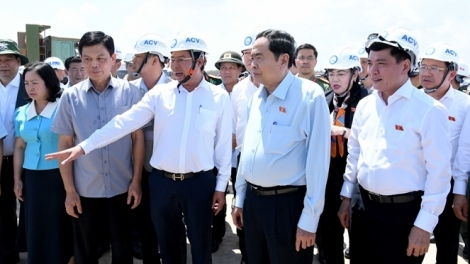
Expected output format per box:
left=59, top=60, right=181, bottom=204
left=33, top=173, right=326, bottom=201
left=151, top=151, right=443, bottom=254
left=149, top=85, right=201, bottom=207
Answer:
left=424, top=65, right=452, bottom=94
left=133, top=52, right=150, bottom=77
left=177, top=50, right=205, bottom=93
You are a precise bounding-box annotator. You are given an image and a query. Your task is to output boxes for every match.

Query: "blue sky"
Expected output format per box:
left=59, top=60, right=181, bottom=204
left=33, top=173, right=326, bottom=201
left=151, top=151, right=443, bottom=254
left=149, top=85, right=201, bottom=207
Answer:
left=2, top=0, right=469, bottom=70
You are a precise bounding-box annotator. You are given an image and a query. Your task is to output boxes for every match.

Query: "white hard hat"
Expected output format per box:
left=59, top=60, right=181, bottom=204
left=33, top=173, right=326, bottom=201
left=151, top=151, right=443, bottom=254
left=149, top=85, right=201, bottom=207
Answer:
left=325, top=47, right=362, bottom=72
left=44, top=57, right=65, bottom=70
left=456, top=61, right=469, bottom=83
left=365, top=26, right=419, bottom=70
left=458, top=61, right=469, bottom=77
left=132, top=33, right=170, bottom=63
left=115, top=45, right=123, bottom=61
left=170, top=31, right=208, bottom=54
left=241, top=27, right=267, bottom=52
left=420, top=42, right=459, bottom=69
left=358, top=46, right=368, bottom=59
left=123, top=53, right=134, bottom=63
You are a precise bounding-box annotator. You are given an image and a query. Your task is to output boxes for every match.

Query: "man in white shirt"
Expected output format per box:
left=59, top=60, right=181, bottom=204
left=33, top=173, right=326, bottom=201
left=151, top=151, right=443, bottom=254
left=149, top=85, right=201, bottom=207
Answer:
left=229, top=32, right=262, bottom=263
left=210, top=50, right=245, bottom=253
left=419, top=42, right=470, bottom=264
left=0, top=39, right=29, bottom=264
left=337, top=27, right=452, bottom=264
left=46, top=31, right=232, bottom=264
left=128, top=33, right=178, bottom=263
left=232, top=29, right=331, bottom=264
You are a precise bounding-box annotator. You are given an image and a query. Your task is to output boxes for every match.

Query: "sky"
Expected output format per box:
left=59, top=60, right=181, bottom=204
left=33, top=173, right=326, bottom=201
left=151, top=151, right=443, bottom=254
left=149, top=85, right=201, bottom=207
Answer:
left=1, top=0, right=469, bottom=71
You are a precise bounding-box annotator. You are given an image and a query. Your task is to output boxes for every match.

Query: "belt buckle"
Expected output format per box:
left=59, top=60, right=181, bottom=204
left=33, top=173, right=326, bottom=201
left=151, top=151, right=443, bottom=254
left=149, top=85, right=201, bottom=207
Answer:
left=172, top=173, right=185, bottom=181
left=369, top=192, right=385, bottom=203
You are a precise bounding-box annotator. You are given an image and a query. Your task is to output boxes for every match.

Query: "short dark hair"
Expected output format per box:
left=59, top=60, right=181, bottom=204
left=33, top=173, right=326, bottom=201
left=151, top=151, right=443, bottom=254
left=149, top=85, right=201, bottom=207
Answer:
left=256, top=29, right=296, bottom=68
left=293, top=43, right=318, bottom=67
left=23, top=62, right=62, bottom=102
left=64, top=56, right=82, bottom=70
left=368, top=43, right=410, bottom=65
left=78, top=31, right=114, bottom=57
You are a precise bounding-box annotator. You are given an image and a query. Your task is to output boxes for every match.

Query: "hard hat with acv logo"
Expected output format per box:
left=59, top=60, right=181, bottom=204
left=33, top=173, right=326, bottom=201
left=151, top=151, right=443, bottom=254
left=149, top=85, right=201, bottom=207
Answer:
left=325, top=47, right=362, bottom=72
left=420, top=42, right=459, bottom=68
left=132, top=33, right=170, bottom=62
left=365, top=26, right=419, bottom=70
left=170, top=31, right=208, bottom=54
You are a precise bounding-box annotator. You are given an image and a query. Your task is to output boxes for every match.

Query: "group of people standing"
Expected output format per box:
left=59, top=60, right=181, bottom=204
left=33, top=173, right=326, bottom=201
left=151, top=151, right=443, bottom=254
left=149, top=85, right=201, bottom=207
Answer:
left=0, top=25, right=468, bottom=264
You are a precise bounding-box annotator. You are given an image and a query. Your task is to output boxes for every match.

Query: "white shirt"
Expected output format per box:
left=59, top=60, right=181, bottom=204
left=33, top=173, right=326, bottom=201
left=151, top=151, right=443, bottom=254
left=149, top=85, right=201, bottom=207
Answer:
left=219, top=82, right=240, bottom=168
left=445, top=88, right=470, bottom=195
left=79, top=78, right=232, bottom=192
left=130, top=74, right=174, bottom=172
left=341, top=80, right=452, bottom=233
left=231, top=77, right=258, bottom=150
left=0, top=72, right=21, bottom=155
left=235, top=72, right=331, bottom=233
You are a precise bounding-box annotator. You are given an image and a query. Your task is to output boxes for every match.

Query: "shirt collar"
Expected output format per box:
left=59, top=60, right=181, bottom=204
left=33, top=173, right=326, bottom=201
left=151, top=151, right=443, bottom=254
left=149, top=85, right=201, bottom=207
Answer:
left=374, top=79, right=414, bottom=103
left=86, top=75, right=115, bottom=92
left=26, top=100, right=59, bottom=120
left=174, top=77, right=210, bottom=92
left=259, top=72, right=293, bottom=100
left=440, top=85, right=455, bottom=102
left=1, top=72, right=21, bottom=89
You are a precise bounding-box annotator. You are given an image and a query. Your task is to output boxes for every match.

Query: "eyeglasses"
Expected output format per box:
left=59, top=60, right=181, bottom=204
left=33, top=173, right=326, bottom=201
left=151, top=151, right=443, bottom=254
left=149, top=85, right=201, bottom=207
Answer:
left=296, top=56, right=315, bottom=62
left=170, top=57, right=193, bottom=64
left=419, top=65, right=445, bottom=74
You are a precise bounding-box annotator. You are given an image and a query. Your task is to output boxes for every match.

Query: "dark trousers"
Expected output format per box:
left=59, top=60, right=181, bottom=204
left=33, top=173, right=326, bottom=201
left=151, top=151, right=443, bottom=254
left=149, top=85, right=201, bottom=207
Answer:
left=72, top=193, right=133, bottom=264
left=0, top=157, right=19, bottom=264
left=433, top=182, right=460, bottom=264
left=318, top=194, right=345, bottom=264
left=350, top=186, right=425, bottom=264
left=149, top=170, right=214, bottom=264
left=211, top=167, right=227, bottom=243
left=230, top=167, right=247, bottom=262
left=244, top=186, right=313, bottom=264
left=137, top=170, right=161, bottom=263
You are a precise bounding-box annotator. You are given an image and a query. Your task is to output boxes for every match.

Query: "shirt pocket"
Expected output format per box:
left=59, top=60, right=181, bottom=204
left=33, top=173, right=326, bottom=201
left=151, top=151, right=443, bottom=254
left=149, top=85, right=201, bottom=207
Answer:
left=196, top=108, right=217, bottom=133
left=265, top=125, right=299, bottom=155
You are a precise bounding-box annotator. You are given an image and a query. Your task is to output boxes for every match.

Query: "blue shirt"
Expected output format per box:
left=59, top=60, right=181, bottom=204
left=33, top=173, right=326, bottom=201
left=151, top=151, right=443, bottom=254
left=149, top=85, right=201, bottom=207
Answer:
left=235, top=72, right=331, bottom=233
left=15, top=100, right=59, bottom=170
left=0, top=115, right=7, bottom=140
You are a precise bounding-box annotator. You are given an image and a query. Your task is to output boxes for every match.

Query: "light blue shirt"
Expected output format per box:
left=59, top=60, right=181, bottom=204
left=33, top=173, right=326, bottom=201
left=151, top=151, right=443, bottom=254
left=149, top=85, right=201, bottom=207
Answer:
left=235, top=72, right=331, bottom=233
left=15, top=100, right=59, bottom=170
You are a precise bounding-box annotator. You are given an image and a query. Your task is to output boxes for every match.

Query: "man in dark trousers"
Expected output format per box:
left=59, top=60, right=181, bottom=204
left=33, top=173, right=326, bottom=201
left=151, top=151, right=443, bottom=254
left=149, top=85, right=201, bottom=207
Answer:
left=0, top=39, right=29, bottom=264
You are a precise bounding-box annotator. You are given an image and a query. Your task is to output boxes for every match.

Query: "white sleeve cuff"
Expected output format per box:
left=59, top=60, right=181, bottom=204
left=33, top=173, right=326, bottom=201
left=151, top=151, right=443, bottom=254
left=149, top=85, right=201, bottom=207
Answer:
left=297, top=212, right=319, bottom=233
left=78, top=139, right=94, bottom=155
left=453, top=180, right=467, bottom=196
left=340, top=181, right=355, bottom=198
left=414, top=209, right=439, bottom=233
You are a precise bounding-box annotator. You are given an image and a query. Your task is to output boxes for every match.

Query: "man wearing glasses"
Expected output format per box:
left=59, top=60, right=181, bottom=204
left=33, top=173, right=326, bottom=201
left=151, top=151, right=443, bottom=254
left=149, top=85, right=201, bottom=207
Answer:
left=46, top=31, right=231, bottom=264
left=294, top=44, right=330, bottom=91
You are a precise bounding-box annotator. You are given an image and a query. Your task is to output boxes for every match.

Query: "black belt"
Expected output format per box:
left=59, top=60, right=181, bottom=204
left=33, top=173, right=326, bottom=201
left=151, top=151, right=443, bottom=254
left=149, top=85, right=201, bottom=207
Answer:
left=156, top=169, right=203, bottom=181
left=248, top=182, right=305, bottom=196
left=361, top=186, right=423, bottom=204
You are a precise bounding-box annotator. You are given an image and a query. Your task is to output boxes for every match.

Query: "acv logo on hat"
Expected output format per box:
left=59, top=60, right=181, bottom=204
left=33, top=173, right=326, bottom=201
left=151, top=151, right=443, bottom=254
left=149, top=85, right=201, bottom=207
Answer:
left=425, top=47, right=435, bottom=55
left=329, top=55, right=338, bottom=64
left=244, top=36, right=252, bottom=46
left=170, top=39, right=177, bottom=48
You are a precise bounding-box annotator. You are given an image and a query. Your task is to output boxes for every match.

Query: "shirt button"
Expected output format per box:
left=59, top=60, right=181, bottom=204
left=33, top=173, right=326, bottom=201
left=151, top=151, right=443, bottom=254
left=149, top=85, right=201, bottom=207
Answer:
left=104, top=160, right=107, bottom=164
left=101, top=107, right=104, bottom=110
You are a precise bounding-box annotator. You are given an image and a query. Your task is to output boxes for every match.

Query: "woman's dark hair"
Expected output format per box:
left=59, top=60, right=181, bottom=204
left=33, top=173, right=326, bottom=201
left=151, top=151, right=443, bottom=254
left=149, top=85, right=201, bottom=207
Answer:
left=23, top=62, right=62, bottom=102
left=78, top=31, right=114, bottom=57
left=256, top=29, right=296, bottom=68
